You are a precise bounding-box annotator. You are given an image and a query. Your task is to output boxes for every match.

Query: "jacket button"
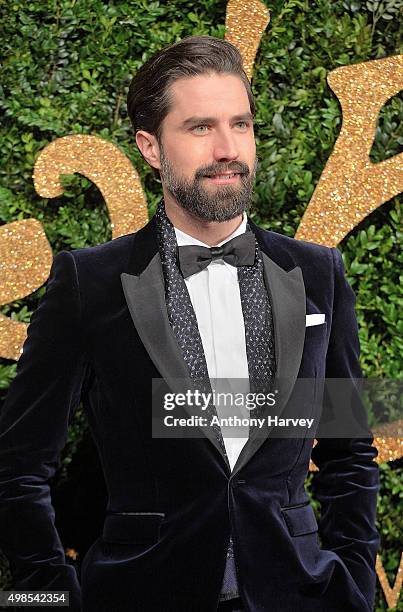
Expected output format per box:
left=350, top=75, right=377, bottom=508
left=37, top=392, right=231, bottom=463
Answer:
left=231, top=479, right=246, bottom=488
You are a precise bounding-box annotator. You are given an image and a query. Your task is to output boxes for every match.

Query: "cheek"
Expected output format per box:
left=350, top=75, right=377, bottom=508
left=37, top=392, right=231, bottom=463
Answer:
left=166, top=144, right=207, bottom=179
left=233, top=133, right=256, bottom=166
left=245, top=135, right=256, bottom=161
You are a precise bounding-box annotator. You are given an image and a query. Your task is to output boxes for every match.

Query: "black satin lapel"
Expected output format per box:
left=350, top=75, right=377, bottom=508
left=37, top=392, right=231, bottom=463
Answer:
left=232, top=251, right=306, bottom=476
left=261, top=251, right=306, bottom=393
left=120, top=253, right=227, bottom=462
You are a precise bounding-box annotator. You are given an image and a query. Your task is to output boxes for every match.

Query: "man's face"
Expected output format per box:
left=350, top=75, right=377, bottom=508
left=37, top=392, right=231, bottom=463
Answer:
left=157, top=72, right=257, bottom=223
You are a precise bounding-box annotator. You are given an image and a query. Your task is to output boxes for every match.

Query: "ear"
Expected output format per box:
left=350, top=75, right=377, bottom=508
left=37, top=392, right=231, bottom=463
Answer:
left=135, top=130, right=161, bottom=170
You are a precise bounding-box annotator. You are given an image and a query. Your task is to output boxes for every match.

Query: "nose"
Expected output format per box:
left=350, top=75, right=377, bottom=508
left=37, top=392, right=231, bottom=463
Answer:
left=212, top=127, right=239, bottom=162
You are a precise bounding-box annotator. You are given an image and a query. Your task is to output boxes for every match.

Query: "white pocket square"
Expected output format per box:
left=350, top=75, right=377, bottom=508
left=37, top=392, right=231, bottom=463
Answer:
left=306, top=313, right=325, bottom=327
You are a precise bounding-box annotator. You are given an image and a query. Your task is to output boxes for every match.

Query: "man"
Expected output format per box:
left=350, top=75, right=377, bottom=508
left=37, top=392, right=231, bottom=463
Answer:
left=0, top=36, right=380, bottom=611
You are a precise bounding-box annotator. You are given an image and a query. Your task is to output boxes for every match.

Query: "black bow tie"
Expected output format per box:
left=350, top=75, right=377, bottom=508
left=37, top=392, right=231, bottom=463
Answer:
left=177, top=232, right=256, bottom=278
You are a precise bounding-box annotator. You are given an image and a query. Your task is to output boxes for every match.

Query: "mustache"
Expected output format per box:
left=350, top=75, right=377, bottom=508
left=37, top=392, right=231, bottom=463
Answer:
left=195, top=161, right=251, bottom=179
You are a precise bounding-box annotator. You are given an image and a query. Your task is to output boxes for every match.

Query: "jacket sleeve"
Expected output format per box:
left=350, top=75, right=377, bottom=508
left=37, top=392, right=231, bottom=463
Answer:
left=310, top=247, right=381, bottom=611
left=0, top=250, right=88, bottom=611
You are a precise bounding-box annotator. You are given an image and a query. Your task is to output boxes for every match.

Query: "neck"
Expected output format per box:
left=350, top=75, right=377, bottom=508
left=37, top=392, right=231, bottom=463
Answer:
left=162, top=190, right=244, bottom=247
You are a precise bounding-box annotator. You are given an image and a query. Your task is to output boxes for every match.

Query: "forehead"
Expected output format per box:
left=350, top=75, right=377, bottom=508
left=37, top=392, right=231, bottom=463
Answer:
left=165, top=72, right=251, bottom=122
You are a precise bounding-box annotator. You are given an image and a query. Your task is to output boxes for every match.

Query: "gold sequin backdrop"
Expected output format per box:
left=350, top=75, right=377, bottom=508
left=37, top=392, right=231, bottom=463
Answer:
left=0, top=0, right=402, bottom=605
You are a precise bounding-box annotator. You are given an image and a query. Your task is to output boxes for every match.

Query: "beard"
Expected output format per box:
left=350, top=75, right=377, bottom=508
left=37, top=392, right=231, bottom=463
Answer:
left=159, top=146, right=258, bottom=223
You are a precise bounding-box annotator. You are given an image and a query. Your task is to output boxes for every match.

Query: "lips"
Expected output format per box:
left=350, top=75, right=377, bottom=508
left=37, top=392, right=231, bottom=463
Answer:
left=203, top=173, right=242, bottom=185
left=204, top=171, right=243, bottom=178
left=206, top=172, right=240, bottom=178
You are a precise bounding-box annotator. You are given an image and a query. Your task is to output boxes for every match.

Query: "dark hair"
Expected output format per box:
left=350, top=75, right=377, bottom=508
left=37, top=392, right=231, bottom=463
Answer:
left=127, top=35, right=255, bottom=142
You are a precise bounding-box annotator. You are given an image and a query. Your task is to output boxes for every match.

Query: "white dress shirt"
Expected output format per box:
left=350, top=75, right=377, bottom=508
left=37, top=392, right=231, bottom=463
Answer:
left=174, top=213, right=251, bottom=471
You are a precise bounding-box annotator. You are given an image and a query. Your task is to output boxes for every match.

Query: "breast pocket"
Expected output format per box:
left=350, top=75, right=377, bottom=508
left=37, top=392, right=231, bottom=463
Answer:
left=300, top=322, right=328, bottom=377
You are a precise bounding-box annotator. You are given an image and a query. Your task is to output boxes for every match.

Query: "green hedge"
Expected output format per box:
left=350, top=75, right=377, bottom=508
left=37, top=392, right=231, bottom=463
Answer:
left=0, top=1, right=401, bottom=609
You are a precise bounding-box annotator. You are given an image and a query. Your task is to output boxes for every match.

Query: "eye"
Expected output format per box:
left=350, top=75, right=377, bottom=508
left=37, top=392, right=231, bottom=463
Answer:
left=191, top=125, right=209, bottom=134
left=235, top=121, right=250, bottom=130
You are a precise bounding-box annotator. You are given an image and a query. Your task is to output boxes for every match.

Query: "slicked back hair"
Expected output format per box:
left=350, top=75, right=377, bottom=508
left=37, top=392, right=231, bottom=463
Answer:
left=127, top=35, right=255, bottom=143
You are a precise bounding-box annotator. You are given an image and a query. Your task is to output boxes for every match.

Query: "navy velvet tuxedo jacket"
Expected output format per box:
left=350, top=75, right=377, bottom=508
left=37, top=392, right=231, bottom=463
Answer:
left=0, top=213, right=380, bottom=611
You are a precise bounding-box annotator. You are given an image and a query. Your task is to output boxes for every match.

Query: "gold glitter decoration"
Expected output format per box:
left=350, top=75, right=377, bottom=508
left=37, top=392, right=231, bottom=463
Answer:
left=296, top=55, right=403, bottom=246
left=225, top=0, right=270, bottom=81
left=65, top=548, right=79, bottom=561
left=0, top=219, right=52, bottom=360
left=372, top=419, right=403, bottom=464
left=33, top=134, right=149, bottom=239
left=376, top=552, right=403, bottom=610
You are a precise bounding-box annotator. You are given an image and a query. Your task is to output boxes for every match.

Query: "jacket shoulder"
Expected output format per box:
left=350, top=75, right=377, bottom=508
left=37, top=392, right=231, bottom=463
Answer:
left=67, top=232, right=135, bottom=272
left=254, top=225, right=334, bottom=272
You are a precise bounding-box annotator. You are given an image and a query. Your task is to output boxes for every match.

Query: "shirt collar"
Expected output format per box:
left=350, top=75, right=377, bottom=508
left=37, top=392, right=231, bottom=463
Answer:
left=174, top=211, right=248, bottom=248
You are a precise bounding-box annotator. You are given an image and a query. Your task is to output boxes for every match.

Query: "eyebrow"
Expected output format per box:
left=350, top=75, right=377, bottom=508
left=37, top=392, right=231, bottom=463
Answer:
left=181, top=112, right=253, bottom=129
